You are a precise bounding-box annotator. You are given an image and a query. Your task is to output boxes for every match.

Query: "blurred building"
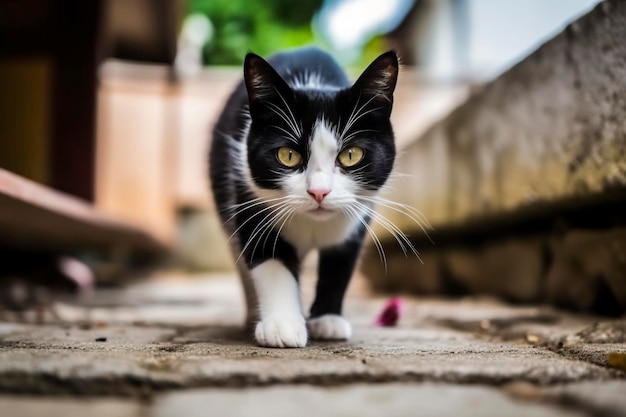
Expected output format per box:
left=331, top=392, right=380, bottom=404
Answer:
left=388, top=0, right=602, bottom=81
left=0, top=0, right=183, bottom=266
left=0, top=0, right=617, bottom=288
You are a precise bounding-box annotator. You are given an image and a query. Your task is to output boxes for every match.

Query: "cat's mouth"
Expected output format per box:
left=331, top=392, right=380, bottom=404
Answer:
left=307, top=206, right=336, bottom=219
left=310, top=205, right=335, bottom=213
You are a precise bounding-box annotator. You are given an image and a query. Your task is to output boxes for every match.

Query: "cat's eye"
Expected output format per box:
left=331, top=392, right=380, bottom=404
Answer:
left=277, top=147, right=302, bottom=168
left=337, top=147, right=365, bottom=168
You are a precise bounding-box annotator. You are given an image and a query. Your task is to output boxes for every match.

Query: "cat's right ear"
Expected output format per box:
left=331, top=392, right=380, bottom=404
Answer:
left=350, top=50, right=398, bottom=104
left=244, top=53, right=292, bottom=114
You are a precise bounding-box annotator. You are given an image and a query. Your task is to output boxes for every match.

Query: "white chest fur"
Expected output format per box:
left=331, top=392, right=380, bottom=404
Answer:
left=280, top=212, right=360, bottom=257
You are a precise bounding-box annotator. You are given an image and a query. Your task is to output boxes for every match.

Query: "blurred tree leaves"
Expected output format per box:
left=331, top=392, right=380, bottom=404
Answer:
left=189, top=0, right=323, bottom=65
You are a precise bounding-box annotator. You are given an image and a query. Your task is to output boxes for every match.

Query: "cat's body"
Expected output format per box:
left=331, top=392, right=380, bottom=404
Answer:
left=210, top=47, right=398, bottom=348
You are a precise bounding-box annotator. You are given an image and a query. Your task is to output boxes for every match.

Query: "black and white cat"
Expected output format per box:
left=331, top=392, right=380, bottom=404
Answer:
left=210, top=47, right=399, bottom=348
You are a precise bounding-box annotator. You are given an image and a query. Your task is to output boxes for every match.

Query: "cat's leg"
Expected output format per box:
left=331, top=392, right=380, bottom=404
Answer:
left=308, top=239, right=362, bottom=340
left=251, top=259, right=307, bottom=348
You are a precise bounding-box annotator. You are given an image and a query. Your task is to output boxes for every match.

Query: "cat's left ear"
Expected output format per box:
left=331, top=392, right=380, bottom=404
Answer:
left=351, top=51, right=399, bottom=103
left=244, top=52, right=293, bottom=113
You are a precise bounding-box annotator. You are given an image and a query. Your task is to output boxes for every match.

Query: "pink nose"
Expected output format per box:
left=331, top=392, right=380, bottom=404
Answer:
left=307, top=189, right=330, bottom=204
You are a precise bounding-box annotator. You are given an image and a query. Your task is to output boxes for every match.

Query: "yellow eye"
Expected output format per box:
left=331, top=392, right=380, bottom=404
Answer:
left=337, top=147, right=364, bottom=167
left=277, top=147, right=302, bottom=168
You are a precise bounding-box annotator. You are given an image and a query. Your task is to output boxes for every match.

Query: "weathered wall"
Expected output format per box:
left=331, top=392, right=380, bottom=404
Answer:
left=363, top=0, right=626, bottom=313
left=378, top=0, right=626, bottom=233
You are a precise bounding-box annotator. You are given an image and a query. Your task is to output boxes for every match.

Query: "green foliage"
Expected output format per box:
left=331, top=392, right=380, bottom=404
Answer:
left=189, top=0, right=324, bottom=65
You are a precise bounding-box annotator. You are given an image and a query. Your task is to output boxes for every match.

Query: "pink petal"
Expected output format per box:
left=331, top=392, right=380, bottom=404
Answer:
left=374, top=297, right=404, bottom=327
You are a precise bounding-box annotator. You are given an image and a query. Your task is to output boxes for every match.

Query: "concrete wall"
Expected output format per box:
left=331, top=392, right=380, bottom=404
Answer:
left=363, top=0, right=626, bottom=314
left=381, top=0, right=626, bottom=233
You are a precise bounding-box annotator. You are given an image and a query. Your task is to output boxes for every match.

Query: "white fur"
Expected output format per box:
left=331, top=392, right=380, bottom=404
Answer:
left=307, top=314, right=352, bottom=340
left=290, top=71, right=341, bottom=91
left=281, top=212, right=361, bottom=257
left=251, top=260, right=307, bottom=348
left=307, top=122, right=337, bottom=193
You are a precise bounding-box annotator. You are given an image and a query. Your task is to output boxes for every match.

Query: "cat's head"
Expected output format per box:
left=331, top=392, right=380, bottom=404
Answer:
left=243, top=50, right=398, bottom=221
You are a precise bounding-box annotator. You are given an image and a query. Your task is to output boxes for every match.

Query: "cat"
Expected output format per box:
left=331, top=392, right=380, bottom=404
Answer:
left=210, top=47, right=399, bottom=348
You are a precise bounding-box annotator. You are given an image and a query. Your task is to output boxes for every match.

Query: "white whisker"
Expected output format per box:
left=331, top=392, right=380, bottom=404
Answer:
left=272, top=87, right=302, bottom=136
left=251, top=204, right=294, bottom=261
left=271, top=207, right=297, bottom=258
left=343, top=205, right=388, bottom=272
left=266, top=101, right=300, bottom=139
left=357, top=195, right=434, bottom=244
left=343, top=128, right=381, bottom=143
left=236, top=202, right=291, bottom=264
left=227, top=199, right=290, bottom=244
left=354, top=201, right=422, bottom=263
left=223, top=196, right=291, bottom=224
left=272, top=125, right=300, bottom=144
left=341, top=94, right=380, bottom=140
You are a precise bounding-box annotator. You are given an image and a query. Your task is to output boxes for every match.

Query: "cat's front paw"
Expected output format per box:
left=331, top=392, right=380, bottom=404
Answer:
left=255, top=316, right=308, bottom=348
left=307, top=314, right=352, bottom=340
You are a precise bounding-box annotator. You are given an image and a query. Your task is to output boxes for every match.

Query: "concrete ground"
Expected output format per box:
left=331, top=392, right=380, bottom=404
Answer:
left=0, top=271, right=625, bottom=417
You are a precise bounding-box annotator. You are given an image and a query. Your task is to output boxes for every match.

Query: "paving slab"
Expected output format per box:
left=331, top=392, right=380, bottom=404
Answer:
left=0, top=275, right=623, bottom=397
left=151, top=383, right=586, bottom=417
left=543, top=380, right=626, bottom=417
left=418, top=304, right=626, bottom=374
left=0, top=396, right=143, bottom=417
left=0, top=324, right=615, bottom=396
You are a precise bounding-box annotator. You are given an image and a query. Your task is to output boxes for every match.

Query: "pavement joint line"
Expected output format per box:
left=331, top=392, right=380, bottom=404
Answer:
left=421, top=314, right=626, bottom=379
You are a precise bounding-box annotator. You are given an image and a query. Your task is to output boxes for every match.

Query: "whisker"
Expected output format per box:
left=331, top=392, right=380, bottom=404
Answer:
left=356, top=202, right=420, bottom=258
left=359, top=192, right=433, bottom=228
left=343, top=205, right=387, bottom=272
left=236, top=203, right=291, bottom=264
left=345, top=106, right=385, bottom=133
left=342, top=128, right=382, bottom=143
left=271, top=207, right=297, bottom=258
left=341, top=93, right=364, bottom=139
left=227, top=199, right=290, bottom=243
left=354, top=201, right=423, bottom=263
left=349, top=162, right=374, bottom=175
left=266, top=101, right=300, bottom=139
left=223, top=196, right=291, bottom=224
left=272, top=87, right=302, bottom=136
left=355, top=202, right=408, bottom=251
left=357, top=196, right=434, bottom=244
left=272, top=125, right=300, bottom=144
left=341, top=94, right=380, bottom=140
left=251, top=204, right=293, bottom=261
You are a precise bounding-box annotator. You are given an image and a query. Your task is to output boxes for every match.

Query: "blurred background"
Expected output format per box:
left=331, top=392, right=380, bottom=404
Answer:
left=2, top=0, right=623, bottom=316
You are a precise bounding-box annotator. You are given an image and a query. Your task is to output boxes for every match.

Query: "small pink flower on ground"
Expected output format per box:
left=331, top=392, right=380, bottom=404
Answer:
left=374, top=297, right=404, bottom=327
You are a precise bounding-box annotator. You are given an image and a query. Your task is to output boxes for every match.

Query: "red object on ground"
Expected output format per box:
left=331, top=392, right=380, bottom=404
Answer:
left=374, top=297, right=404, bottom=327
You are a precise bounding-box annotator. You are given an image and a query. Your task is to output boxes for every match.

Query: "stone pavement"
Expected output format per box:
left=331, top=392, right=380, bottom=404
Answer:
left=0, top=272, right=624, bottom=416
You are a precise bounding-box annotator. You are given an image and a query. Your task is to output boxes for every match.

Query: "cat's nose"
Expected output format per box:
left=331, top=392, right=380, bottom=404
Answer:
left=307, top=188, right=330, bottom=204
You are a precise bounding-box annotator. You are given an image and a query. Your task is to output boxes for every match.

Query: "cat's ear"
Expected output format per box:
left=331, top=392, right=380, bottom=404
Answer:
left=244, top=52, right=293, bottom=112
left=351, top=51, right=398, bottom=103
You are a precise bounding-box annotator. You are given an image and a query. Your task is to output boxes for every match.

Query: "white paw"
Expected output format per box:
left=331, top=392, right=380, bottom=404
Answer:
left=307, top=314, right=352, bottom=341
left=255, top=316, right=308, bottom=348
